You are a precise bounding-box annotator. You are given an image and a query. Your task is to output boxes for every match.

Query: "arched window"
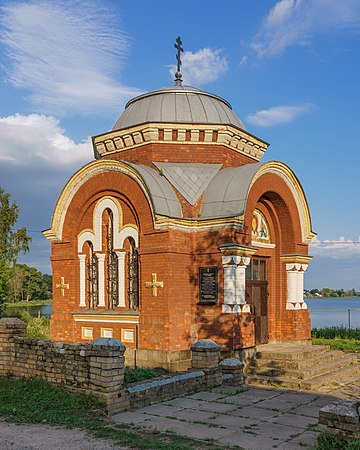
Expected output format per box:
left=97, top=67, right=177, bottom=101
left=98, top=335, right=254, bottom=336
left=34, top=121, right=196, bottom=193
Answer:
left=78, top=197, right=139, bottom=310
left=127, top=237, right=139, bottom=310
left=86, top=242, right=98, bottom=308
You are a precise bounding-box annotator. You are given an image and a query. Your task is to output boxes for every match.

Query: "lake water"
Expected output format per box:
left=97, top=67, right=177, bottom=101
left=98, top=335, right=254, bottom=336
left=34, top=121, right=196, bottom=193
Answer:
left=5, top=297, right=360, bottom=329
left=307, top=297, right=360, bottom=329
left=5, top=304, right=52, bottom=318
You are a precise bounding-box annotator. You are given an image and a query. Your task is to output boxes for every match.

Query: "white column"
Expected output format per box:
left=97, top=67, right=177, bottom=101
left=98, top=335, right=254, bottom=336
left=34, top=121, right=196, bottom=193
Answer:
left=115, top=251, right=126, bottom=307
left=78, top=254, right=87, bottom=307
left=235, top=256, right=251, bottom=313
left=96, top=253, right=106, bottom=307
left=282, top=256, right=312, bottom=310
left=222, top=256, right=236, bottom=313
left=286, top=263, right=309, bottom=310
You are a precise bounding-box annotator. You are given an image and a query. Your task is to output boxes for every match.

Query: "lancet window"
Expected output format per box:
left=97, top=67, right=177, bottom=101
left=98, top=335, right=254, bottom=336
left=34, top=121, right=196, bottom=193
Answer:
left=87, top=242, right=99, bottom=308
left=127, top=237, right=139, bottom=310
left=77, top=197, right=139, bottom=311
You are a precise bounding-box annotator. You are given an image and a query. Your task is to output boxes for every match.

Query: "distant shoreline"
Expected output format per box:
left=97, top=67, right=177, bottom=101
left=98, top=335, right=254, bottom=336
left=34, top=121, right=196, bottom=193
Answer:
left=5, top=300, right=52, bottom=307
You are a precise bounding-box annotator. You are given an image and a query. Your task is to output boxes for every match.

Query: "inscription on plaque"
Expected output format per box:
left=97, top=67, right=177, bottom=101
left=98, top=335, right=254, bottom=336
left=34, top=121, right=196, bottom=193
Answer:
left=199, top=266, right=218, bottom=304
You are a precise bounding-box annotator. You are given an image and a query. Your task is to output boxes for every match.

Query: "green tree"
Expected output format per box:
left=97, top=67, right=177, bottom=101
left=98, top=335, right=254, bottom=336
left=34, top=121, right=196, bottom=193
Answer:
left=0, top=188, right=32, bottom=312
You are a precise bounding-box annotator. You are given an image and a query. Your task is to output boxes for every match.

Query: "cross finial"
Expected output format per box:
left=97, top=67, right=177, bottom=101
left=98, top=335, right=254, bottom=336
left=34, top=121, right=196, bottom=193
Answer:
left=174, top=36, right=184, bottom=86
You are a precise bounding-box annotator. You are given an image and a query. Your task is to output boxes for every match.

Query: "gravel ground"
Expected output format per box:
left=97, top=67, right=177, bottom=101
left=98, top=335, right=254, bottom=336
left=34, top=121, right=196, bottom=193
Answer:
left=0, top=421, right=129, bottom=450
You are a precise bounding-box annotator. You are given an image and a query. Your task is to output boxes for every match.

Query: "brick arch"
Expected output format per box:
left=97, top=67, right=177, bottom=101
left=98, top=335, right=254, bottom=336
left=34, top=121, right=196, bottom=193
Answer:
left=60, top=171, right=153, bottom=245
left=245, top=172, right=305, bottom=252
left=44, top=160, right=158, bottom=242
left=244, top=173, right=311, bottom=342
left=248, top=162, right=314, bottom=245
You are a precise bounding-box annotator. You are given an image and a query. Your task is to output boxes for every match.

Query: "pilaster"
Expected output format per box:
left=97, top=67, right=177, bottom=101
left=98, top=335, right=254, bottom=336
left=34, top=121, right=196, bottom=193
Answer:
left=281, top=255, right=312, bottom=310
left=220, top=244, right=257, bottom=314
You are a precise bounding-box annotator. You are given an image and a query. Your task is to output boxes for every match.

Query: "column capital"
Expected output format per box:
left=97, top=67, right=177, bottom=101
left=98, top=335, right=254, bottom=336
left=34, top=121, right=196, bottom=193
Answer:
left=219, top=243, right=257, bottom=258
left=281, top=254, right=313, bottom=265
left=95, top=253, right=106, bottom=261
left=115, top=251, right=126, bottom=260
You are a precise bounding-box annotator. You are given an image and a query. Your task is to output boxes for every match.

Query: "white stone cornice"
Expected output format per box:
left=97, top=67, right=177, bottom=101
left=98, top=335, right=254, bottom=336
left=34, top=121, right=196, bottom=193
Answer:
left=93, top=123, right=268, bottom=162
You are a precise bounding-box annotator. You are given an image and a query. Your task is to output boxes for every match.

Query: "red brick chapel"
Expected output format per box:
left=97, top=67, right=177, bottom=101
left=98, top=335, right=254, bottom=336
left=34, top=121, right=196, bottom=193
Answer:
left=44, top=43, right=315, bottom=371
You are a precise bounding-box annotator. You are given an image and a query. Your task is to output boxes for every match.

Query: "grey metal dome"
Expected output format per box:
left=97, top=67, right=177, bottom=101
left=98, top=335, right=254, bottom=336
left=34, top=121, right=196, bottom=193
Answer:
left=112, top=85, right=246, bottom=131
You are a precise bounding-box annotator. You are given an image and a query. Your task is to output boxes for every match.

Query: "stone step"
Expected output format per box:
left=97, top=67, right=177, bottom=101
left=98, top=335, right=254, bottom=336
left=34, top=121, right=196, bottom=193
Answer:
left=255, top=344, right=330, bottom=361
left=245, top=363, right=360, bottom=391
left=301, top=364, right=360, bottom=390
left=247, top=354, right=357, bottom=380
left=251, top=349, right=344, bottom=370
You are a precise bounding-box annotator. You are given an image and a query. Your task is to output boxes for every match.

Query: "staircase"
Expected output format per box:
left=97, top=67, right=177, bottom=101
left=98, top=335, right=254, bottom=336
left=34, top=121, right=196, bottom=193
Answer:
left=245, top=343, right=360, bottom=390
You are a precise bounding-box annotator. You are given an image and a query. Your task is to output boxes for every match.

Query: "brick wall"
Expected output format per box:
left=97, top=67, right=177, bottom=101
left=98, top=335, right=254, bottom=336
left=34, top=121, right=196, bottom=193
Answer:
left=0, top=323, right=242, bottom=413
left=0, top=318, right=128, bottom=415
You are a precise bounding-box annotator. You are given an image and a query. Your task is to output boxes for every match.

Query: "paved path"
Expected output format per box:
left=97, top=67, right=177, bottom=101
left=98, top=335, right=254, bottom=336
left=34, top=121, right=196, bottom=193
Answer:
left=113, top=376, right=360, bottom=449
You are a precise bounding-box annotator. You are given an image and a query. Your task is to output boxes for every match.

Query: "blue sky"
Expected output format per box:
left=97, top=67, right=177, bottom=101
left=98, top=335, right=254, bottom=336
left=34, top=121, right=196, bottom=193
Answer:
left=0, top=0, right=360, bottom=290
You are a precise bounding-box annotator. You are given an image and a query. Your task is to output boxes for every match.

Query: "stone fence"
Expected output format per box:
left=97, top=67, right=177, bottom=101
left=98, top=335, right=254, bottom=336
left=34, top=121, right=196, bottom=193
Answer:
left=319, top=400, right=360, bottom=438
left=0, top=318, right=243, bottom=415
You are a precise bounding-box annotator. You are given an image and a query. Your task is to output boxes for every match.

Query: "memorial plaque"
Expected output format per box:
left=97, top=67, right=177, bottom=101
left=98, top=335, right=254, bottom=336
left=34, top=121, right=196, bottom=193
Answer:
left=199, top=266, right=218, bottom=303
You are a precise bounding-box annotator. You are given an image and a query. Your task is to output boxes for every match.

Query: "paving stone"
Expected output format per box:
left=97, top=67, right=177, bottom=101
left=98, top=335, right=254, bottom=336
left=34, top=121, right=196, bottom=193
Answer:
left=270, top=412, right=318, bottom=429
left=286, top=430, right=320, bottom=447
left=174, top=409, right=217, bottom=422
left=187, top=391, right=223, bottom=401
left=251, top=421, right=301, bottom=440
left=228, top=405, right=280, bottom=421
left=275, top=392, right=319, bottom=405
left=162, top=397, right=205, bottom=408
left=218, top=430, right=281, bottom=449
left=276, top=441, right=314, bottom=450
left=112, top=412, right=152, bottom=424
left=291, top=404, right=321, bottom=418
left=136, top=404, right=184, bottom=416
left=254, top=398, right=297, bottom=412
left=139, top=416, right=232, bottom=440
left=310, top=396, right=337, bottom=407
left=244, top=387, right=280, bottom=399
left=217, top=394, right=263, bottom=406
left=207, top=414, right=257, bottom=429
left=197, top=401, right=239, bottom=413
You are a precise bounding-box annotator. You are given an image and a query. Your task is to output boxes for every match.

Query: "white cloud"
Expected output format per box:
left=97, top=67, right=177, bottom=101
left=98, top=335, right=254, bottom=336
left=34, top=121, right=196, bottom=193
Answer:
left=246, top=103, right=313, bottom=127
left=0, top=0, right=141, bottom=115
left=0, top=114, right=92, bottom=166
left=239, top=56, right=248, bottom=66
left=252, top=0, right=360, bottom=58
left=310, top=236, right=360, bottom=258
left=169, top=48, right=228, bottom=86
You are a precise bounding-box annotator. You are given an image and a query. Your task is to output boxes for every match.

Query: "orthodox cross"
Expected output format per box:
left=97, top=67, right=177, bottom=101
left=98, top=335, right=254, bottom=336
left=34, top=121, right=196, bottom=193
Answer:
left=56, top=277, right=69, bottom=297
left=174, top=36, right=183, bottom=85
left=174, top=36, right=183, bottom=73
left=145, top=273, right=164, bottom=297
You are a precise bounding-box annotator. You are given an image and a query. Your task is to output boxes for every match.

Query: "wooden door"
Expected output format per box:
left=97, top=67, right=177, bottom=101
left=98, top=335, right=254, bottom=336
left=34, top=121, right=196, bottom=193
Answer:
left=246, top=258, right=269, bottom=345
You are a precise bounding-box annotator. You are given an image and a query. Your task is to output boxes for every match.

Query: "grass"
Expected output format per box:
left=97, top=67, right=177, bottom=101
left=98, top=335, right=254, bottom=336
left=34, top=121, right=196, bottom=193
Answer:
left=312, top=337, right=360, bottom=353
left=315, top=432, right=360, bottom=449
left=311, top=326, right=360, bottom=353
left=5, top=310, right=51, bottom=339
left=312, top=326, right=360, bottom=340
left=0, top=376, right=225, bottom=450
left=124, top=366, right=168, bottom=384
